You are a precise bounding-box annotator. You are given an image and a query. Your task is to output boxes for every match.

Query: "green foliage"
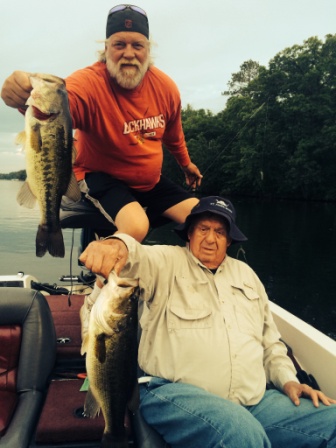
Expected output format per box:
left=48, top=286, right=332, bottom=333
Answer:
left=171, top=34, right=336, bottom=201
left=222, top=59, right=264, bottom=97
left=0, top=170, right=26, bottom=181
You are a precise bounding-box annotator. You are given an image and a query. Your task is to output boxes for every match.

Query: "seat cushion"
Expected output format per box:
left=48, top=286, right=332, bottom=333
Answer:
left=0, top=325, right=21, bottom=435
left=35, top=379, right=105, bottom=444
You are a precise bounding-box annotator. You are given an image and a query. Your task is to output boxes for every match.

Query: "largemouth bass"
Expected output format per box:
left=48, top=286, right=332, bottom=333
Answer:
left=16, top=73, right=80, bottom=257
left=83, top=272, right=140, bottom=448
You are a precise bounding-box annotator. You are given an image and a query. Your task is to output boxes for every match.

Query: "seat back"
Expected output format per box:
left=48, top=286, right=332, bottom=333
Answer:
left=60, top=195, right=117, bottom=260
left=60, top=194, right=171, bottom=236
left=0, top=288, right=56, bottom=448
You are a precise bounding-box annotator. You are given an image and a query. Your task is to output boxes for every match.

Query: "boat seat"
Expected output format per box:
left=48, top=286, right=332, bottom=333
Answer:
left=34, top=294, right=169, bottom=448
left=33, top=293, right=106, bottom=447
left=60, top=195, right=117, bottom=258
left=0, top=288, right=56, bottom=448
left=60, top=195, right=116, bottom=231
left=131, top=410, right=170, bottom=448
left=60, top=194, right=172, bottom=251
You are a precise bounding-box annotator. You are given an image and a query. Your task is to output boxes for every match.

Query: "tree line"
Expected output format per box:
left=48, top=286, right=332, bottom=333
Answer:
left=163, top=34, right=336, bottom=201
left=0, top=170, right=26, bottom=181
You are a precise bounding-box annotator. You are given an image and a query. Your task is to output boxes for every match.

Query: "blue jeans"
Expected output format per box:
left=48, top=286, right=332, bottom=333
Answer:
left=139, top=378, right=336, bottom=448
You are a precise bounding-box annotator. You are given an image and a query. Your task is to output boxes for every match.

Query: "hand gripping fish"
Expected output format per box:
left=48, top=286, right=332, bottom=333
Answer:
left=16, top=73, right=80, bottom=257
left=83, top=272, right=140, bottom=448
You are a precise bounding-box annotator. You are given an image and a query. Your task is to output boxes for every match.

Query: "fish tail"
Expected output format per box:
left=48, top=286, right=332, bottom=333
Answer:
left=84, top=388, right=101, bottom=418
left=36, top=225, right=65, bottom=258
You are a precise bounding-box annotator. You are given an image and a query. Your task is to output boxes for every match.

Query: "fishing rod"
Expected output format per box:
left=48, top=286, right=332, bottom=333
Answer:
left=186, top=101, right=267, bottom=189
left=183, top=101, right=267, bottom=262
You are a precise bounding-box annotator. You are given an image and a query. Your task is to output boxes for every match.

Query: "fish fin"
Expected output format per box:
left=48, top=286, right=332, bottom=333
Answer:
left=95, top=333, right=107, bottom=363
left=80, top=333, right=89, bottom=355
left=29, top=123, right=42, bottom=153
left=71, top=144, right=77, bottom=163
left=15, top=131, right=26, bottom=148
left=64, top=172, right=81, bottom=202
left=36, top=225, right=65, bottom=258
left=16, top=181, right=37, bottom=208
left=127, top=381, right=140, bottom=412
left=84, top=387, right=101, bottom=418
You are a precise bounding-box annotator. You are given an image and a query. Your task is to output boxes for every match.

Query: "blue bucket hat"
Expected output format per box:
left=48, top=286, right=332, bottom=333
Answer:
left=175, top=196, right=248, bottom=244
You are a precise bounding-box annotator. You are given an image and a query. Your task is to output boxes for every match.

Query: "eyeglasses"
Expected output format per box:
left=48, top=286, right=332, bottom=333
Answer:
left=108, top=4, right=147, bottom=17
left=195, top=225, right=227, bottom=239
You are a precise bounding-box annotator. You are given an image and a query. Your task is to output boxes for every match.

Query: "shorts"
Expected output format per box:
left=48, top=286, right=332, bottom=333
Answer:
left=79, top=172, right=194, bottom=228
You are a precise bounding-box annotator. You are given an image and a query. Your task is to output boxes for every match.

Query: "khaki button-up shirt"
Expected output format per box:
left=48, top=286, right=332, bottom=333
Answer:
left=116, top=234, right=298, bottom=406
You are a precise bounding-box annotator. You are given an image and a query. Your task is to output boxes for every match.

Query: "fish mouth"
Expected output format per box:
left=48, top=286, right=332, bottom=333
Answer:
left=32, top=106, right=59, bottom=121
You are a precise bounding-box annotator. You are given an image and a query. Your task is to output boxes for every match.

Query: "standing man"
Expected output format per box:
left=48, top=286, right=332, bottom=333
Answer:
left=1, top=4, right=202, bottom=239
left=1, top=4, right=202, bottom=334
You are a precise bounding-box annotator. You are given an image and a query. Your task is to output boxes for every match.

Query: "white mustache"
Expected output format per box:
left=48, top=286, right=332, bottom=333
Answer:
left=118, top=60, right=140, bottom=69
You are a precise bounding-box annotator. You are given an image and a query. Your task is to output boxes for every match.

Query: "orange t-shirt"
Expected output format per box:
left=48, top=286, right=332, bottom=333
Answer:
left=66, top=62, right=191, bottom=191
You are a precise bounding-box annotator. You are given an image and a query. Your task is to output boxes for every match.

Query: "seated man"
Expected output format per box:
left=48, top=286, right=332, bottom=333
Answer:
left=79, top=196, right=336, bottom=448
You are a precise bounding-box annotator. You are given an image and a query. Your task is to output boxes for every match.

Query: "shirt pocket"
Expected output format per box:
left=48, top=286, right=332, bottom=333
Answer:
left=232, top=283, right=262, bottom=339
left=167, top=277, right=212, bottom=330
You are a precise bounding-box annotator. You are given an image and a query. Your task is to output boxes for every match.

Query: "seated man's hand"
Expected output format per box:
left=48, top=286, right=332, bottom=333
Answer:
left=79, top=237, right=128, bottom=279
left=283, top=381, right=336, bottom=407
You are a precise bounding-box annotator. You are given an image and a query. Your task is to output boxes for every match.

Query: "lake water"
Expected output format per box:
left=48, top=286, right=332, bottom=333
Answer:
left=0, top=180, right=82, bottom=284
left=1, top=180, right=335, bottom=340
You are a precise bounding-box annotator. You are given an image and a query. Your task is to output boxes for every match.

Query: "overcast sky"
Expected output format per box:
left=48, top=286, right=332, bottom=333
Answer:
left=0, top=0, right=334, bottom=173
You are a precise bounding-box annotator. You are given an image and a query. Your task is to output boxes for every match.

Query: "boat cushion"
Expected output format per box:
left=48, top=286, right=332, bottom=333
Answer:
left=0, top=325, right=21, bottom=436
left=35, top=378, right=105, bottom=444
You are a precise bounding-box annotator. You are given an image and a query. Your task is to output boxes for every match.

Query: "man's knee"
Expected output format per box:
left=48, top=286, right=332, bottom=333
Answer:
left=115, top=202, right=149, bottom=242
left=163, top=197, right=199, bottom=224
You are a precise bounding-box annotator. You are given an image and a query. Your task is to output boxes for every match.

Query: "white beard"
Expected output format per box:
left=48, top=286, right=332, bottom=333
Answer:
left=106, top=57, right=150, bottom=89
